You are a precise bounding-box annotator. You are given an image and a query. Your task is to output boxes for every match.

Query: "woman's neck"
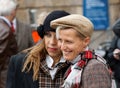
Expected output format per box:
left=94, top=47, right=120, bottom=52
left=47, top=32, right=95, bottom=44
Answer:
left=52, top=56, right=61, bottom=67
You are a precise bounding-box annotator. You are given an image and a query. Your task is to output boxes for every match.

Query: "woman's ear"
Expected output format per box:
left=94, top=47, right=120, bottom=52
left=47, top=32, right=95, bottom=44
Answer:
left=84, top=37, right=90, bottom=46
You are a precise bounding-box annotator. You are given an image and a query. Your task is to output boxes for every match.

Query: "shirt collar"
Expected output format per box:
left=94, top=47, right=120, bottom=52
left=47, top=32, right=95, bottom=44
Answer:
left=13, top=18, right=16, bottom=30
left=0, top=16, right=11, bottom=27
left=46, top=55, right=66, bottom=69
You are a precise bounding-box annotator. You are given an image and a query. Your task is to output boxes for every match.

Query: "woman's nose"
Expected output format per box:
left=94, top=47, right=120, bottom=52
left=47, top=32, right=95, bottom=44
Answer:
left=59, top=42, right=66, bottom=50
left=50, top=37, right=57, bottom=45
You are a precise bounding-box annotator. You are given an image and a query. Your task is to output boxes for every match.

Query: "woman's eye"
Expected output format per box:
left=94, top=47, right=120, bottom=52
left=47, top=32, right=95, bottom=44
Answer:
left=58, top=39, right=62, bottom=42
left=65, top=40, right=72, bottom=44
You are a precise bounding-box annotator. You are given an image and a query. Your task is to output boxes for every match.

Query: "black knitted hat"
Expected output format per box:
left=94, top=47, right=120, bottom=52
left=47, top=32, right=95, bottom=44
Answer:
left=37, top=10, right=70, bottom=38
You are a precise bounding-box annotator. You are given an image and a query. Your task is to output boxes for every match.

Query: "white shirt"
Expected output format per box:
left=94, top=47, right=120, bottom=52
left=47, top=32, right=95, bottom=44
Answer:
left=12, top=18, right=17, bottom=30
left=46, top=55, right=66, bottom=80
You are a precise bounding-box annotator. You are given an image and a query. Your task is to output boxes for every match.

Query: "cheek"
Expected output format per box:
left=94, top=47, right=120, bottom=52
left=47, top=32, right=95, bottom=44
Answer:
left=58, top=41, right=62, bottom=48
left=44, top=40, right=47, bottom=46
left=73, top=46, right=82, bottom=55
left=44, top=39, right=49, bottom=49
left=75, top=42, right=85, bottom=53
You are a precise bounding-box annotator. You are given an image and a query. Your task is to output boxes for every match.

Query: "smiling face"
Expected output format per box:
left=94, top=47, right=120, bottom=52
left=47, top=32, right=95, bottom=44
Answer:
left=44, top=31, right=61, bottom=59
left=57, top=28, right=90, bottom=61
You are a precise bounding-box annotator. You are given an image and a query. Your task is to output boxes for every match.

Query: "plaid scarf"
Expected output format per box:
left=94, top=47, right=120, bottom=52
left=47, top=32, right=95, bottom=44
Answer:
left=62, top=50, right=107, bottom=88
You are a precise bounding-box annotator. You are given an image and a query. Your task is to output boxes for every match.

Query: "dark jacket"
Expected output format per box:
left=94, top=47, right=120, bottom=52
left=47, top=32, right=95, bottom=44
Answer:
left=6, top=53, right=38, bottom=88
left=107, top=18, right=120, bottom=82
left=6, top=52, right=70, bottom=88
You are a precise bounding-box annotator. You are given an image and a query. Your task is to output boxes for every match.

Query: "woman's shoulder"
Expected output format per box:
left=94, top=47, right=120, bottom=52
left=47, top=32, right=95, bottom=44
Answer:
left=84, top=59, right=108, bottom=72
left=10, top=52, right=27, bottom=67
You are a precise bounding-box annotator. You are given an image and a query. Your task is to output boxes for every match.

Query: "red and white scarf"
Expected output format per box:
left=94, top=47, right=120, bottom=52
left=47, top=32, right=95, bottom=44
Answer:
left=62, top=50, right=107, bottom=88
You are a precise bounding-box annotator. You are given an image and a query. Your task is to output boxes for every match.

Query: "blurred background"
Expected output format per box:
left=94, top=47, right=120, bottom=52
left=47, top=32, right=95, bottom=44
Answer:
left=15, top=0, right=120, bottom=50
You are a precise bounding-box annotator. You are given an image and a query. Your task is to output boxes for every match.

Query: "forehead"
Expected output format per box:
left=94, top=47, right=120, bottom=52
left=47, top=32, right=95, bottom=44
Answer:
left=59, top=28, right=78, bottom=36
left=45, top=31, right=55, bottom=34
left=59, top=28, right=79, bottom=39
left=59, top=26, right=86, bottom=39
left=44, top=31, right=56, bottom=38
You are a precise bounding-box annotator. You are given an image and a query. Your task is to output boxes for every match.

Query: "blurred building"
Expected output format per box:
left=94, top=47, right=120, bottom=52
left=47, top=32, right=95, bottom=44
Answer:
left=16, top=0, right=120, bottom=49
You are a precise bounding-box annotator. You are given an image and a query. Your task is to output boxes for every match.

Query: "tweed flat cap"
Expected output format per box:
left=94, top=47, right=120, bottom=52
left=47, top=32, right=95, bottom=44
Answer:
left=51, top=14, right=94, bottom=37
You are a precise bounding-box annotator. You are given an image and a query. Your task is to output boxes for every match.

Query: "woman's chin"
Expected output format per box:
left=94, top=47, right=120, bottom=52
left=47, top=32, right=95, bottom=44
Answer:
left=64, top=57, right=73, bottom=61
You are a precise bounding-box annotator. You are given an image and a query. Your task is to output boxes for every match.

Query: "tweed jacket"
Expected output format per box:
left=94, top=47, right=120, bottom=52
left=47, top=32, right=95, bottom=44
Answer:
left=81, top=59, right=111, bottom=88
left=0, top=19, right=18, bottom=63
left=6, top=52, right=70, bottom=88
left=14, top=19, right=34, bottom=52
left=63, top=58, right=111, bottom=88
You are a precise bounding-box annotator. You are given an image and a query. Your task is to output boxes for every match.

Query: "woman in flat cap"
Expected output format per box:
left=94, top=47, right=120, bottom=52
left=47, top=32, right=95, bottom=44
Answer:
left=51, top=14, right=111, bottom=88
left=6, top=10, right=70, bottom=88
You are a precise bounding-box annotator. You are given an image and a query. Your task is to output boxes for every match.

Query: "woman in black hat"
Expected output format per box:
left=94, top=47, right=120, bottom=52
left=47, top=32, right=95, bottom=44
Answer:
left=6, top=10, right=70, bottom=88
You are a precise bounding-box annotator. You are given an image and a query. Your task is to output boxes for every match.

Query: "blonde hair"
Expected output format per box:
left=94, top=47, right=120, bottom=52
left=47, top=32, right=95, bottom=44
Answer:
left=22, top=39, right=47, bottom=81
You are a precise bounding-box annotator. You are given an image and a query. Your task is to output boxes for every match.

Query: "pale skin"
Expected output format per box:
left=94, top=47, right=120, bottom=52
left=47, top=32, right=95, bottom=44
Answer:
left=44, top=31, right=62, bottom=66
left=113, top=48, right=120, bottom=60
left=57, top=28, right=90, bottom=61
